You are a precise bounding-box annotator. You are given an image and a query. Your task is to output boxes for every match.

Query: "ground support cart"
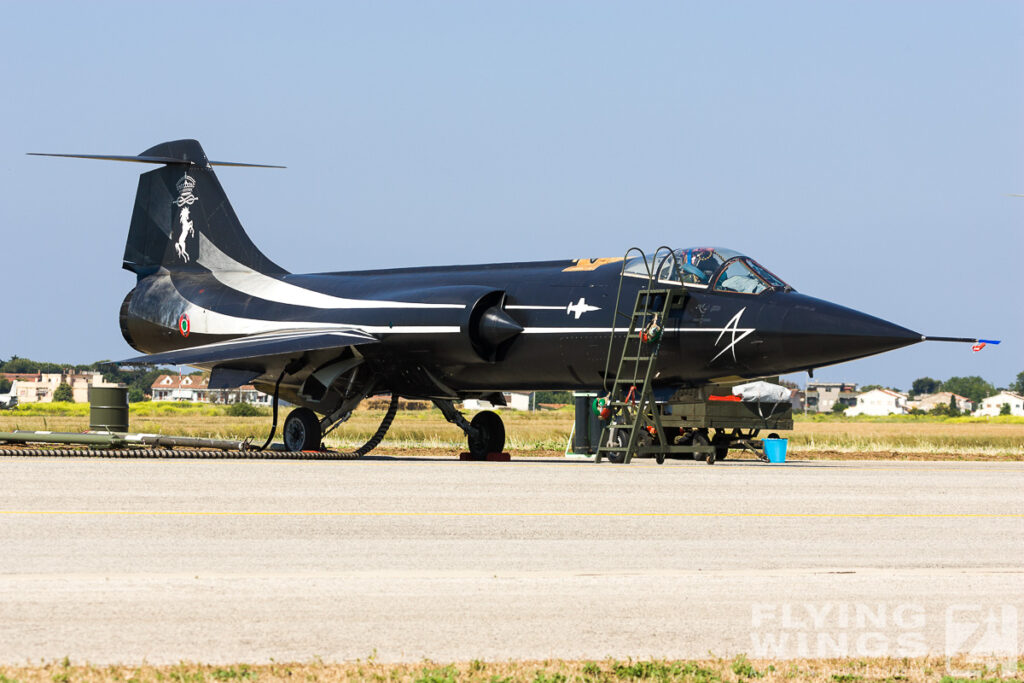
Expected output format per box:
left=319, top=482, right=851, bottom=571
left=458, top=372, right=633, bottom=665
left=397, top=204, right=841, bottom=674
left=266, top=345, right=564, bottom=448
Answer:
left=652, top=392, right=793, bottom=464
left=595, top=390, right=793, bottom=465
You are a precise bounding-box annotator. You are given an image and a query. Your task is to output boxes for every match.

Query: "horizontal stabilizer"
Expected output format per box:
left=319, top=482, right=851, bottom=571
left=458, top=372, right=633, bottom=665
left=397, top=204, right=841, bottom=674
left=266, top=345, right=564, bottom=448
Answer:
left=27, top=152, right=285, bottom=168
left=120, top=329, right=378, bottom=367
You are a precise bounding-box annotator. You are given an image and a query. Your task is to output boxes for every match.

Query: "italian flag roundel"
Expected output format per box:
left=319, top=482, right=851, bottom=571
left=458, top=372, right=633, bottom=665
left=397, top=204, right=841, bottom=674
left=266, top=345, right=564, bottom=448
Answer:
left=178, top=314, right=190, bottom=338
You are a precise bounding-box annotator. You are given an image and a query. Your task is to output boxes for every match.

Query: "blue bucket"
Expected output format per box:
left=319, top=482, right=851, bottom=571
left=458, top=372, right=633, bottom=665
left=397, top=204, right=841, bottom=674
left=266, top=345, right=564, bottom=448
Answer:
left=764, top=438, right=788, bottom=463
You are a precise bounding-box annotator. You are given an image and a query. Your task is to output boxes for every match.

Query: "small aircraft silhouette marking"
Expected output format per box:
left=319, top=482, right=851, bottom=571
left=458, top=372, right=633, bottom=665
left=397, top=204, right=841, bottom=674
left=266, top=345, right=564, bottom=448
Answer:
left=566, top=297, right=601, bottom=319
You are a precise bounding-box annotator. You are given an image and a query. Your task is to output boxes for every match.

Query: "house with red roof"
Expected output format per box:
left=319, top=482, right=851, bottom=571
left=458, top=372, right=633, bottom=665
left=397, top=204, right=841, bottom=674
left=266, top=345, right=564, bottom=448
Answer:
left=844, top=388, right=908, bottom=416
left=150, top=375, right=270, bottom=405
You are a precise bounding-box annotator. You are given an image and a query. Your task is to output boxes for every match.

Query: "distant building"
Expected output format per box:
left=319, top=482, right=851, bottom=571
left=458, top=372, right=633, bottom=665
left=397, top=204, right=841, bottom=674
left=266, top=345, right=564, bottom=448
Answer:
left=150, top=375, right=270, bottom=405
left=0, top=372, right=48, bottom=383
left=789, top=390, right=807, bottom=412
left=804, top=381, right=858, bottom=412
left=845, top=388, right=908, bottom=416
left=463, top=392, right=532, bottom=411
left=151, top=374, right=209, bottom=402
left=909, top=392, right=973, bottom=414
left=12, top=371, right=118, bottom=403
left=973, top=391, right=1024, bottom=417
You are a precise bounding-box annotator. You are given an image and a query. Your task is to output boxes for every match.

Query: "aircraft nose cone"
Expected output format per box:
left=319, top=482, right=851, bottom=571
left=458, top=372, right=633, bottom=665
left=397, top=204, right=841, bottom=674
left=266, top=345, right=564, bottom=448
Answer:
left=775, top=293, right=922, bottom=369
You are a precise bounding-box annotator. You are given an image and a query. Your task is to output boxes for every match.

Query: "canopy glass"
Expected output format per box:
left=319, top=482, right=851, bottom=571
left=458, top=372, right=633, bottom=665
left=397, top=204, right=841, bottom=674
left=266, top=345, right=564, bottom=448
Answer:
left=622, top=247, right=789, bottom=294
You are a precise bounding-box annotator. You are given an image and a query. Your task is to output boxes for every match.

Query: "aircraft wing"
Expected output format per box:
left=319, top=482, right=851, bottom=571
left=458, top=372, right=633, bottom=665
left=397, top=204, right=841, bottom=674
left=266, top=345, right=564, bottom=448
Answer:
left=119, top=328, right=379, bottom=366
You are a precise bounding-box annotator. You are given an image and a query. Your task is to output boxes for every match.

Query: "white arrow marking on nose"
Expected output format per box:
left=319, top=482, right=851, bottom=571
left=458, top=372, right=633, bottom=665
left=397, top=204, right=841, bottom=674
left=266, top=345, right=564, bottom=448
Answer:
left=710, top=307, right=755, bottom=363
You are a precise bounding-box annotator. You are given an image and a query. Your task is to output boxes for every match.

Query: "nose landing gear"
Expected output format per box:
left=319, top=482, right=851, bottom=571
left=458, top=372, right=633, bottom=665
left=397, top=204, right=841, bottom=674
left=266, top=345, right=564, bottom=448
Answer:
left=469, top=410, right=506, bottom=456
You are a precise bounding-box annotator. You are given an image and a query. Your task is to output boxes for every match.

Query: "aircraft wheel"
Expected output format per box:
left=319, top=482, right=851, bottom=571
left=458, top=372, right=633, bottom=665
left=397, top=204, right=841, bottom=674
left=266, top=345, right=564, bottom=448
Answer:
left=469, top=410, right=505, bottom=457
left=603, top=425, right=626, bottom=464
left=283, top=407, right=322, bottom=451
left=712, top=435, right=730, bottom=461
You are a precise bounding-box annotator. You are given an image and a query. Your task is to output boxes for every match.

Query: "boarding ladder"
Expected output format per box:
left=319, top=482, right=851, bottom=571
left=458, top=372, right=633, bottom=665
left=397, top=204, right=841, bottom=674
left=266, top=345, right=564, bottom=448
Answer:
left=595, top=248, right=688, bottom=464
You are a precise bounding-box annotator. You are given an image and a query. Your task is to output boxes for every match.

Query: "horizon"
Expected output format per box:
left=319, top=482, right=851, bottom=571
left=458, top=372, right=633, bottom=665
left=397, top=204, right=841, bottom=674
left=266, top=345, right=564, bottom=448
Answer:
left=0, top=355, right=1017, bottom=397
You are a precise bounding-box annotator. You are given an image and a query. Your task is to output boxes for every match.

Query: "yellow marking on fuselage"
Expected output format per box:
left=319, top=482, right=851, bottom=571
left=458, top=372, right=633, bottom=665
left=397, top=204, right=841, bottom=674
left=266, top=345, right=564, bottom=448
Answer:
left=562, top=257, right=623, bottom=272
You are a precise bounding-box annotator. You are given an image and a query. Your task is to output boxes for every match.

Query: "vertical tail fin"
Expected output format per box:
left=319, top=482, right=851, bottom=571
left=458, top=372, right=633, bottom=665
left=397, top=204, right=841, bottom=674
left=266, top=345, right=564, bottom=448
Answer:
left=123, top=140, right=286, bottom=277
left=29, top=139, right=286, bottom=278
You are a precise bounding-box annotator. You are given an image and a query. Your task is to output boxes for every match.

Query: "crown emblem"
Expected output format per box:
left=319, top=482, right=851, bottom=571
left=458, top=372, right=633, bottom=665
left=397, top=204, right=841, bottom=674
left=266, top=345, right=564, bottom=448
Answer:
left=172, top=174, right=199, bottom=207
left=176, top=174, right=196, bottom=193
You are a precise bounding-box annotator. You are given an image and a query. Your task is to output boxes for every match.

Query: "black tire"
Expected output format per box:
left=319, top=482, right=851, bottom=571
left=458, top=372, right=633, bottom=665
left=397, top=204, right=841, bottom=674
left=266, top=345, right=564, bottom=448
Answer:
left=767, top=432, right=780, bottom=440
left=469, top=410, right=505, bottom=457
left=691, top=430, right=711, bottom=462
left=603, top=424, right=626, bottom=463
left=283, top=407, right=322, bottom=451
left=713, top=436, right=730, bottom=461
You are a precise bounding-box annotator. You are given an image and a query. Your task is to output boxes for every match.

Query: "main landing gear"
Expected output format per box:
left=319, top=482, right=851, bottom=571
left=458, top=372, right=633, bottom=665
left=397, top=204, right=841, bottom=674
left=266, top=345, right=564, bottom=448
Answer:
left=275, top=397, right=399, bottom=457
left=259, top=361, right=399, bottom=458
left=433, top=399, right=506, bottom=458
left=283, top=407, right=321, bottom=451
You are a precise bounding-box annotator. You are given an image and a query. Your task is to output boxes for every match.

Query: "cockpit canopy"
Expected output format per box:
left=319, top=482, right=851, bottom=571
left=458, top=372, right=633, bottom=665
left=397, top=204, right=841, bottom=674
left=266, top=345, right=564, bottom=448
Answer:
left=622, top=247, right=790, bottom=295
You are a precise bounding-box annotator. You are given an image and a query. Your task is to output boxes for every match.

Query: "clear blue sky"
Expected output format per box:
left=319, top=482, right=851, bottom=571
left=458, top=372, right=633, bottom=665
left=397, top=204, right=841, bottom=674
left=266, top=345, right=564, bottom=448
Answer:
left=1, top=1, right=1021, bottom=390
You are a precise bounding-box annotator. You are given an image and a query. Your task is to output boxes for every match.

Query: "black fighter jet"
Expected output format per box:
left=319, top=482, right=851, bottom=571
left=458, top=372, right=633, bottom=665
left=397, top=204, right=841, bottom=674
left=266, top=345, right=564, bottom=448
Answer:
left=30, top=140, right=988, bottom=455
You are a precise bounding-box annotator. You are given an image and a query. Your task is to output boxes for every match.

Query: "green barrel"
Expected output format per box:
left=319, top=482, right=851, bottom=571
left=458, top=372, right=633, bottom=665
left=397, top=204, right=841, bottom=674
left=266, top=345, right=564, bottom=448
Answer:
left=89, top=386, right=129, bottom=433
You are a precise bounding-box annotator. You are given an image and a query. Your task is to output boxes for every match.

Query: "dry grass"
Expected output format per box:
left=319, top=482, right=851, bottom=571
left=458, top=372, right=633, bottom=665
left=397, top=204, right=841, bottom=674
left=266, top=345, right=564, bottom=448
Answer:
left=787, top=421, right=1024, bottom=458
left=1, top=409, right=1022, bottom=459
left=0, top=409, right=574, bottom=452
left=1, top=655, right=1020, bottom=682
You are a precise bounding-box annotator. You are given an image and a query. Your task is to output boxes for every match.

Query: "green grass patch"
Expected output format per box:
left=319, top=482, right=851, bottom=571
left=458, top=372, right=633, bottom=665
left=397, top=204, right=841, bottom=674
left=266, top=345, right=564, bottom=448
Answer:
left=209, top=666, right=256, bottom=681
left=1, top=656, right=1022, bottom=683
left=9, top=401, right=271, bottom=418
left=413, top=665, right=458, bottom=683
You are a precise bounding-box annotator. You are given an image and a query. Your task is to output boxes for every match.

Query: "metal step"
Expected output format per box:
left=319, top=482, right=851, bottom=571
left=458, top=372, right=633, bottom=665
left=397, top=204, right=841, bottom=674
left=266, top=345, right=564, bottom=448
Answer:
left=599, top=259, right=691, bottom=464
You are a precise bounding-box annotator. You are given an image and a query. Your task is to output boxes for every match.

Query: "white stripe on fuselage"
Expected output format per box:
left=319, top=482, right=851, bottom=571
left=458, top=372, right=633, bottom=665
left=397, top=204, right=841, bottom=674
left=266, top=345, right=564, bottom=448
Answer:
left=521, top=327, right=754, bottom=334
left=197, top=234, right=464, bottom=310
left=506, top=305, right=565, bottom=310
left=182, top=302, right=461, bottom=337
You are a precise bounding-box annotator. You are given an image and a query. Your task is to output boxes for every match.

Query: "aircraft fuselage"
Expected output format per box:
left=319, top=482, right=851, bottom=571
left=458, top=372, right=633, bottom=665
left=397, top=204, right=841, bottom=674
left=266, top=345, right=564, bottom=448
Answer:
left=120, top=255, right=922, bottom=401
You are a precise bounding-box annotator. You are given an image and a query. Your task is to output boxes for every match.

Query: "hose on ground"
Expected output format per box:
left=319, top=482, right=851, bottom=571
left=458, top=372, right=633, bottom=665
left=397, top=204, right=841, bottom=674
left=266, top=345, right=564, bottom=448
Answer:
left=0, top=394, right=402, bottom=460
left=331, top=393, right=399, bottom=459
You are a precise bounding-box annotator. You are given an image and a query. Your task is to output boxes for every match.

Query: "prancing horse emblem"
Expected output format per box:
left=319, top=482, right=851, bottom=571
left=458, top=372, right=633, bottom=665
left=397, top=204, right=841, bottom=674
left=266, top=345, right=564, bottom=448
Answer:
left=172, top=174, right=198, bottom=262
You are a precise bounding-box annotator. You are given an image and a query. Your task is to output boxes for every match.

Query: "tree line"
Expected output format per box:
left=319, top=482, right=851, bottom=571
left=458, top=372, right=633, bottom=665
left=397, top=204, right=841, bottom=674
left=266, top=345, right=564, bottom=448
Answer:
left=909, top=373, right=1024, bottom=405
left=0, top=356, right=165, bottom=403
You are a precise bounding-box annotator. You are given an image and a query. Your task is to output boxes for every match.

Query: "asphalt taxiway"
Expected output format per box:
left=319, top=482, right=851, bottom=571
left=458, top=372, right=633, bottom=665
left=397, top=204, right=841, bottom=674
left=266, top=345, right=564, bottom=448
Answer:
left=0, top=456, right=1021, bottom=664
